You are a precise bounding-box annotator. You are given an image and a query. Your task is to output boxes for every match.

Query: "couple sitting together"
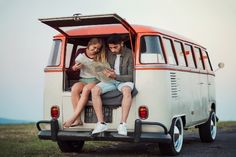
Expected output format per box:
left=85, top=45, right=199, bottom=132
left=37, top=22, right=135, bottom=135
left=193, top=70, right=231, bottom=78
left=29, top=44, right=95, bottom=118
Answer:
left=63, top=34, right=134, bottom=136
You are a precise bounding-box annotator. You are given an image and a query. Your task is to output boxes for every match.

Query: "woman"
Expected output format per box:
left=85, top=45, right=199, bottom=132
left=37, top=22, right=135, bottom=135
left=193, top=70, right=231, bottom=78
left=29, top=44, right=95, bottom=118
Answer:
left=63, top=38, right=106, bottom=128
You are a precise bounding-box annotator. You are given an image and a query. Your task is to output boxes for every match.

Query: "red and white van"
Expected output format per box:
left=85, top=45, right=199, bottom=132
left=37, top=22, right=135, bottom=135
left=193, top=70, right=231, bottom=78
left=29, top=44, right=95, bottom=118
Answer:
left=36, top=14, right=218, bottom=155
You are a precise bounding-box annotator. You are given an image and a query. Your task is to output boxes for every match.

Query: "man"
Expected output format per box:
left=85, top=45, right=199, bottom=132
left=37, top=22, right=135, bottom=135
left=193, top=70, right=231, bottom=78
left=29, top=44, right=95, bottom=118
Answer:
left=91, top=34, right=134, bottom=136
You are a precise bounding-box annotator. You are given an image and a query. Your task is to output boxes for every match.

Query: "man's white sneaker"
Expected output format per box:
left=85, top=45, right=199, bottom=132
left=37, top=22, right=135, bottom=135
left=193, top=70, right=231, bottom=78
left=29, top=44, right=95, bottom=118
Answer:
left=117, top=123, right=128, bottom=136
left=92, top=122, right=108, bottom=134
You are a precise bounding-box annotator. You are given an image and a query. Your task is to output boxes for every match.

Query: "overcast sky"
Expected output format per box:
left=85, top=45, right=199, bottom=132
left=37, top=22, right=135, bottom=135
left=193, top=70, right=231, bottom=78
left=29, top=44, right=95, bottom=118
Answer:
left=0, top=0, right=235, bottom=121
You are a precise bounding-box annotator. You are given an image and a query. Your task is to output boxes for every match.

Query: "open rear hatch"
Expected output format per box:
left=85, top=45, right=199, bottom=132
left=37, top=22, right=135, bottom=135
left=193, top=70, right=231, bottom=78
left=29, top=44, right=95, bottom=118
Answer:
left=39, top=13, right=136, bottom=37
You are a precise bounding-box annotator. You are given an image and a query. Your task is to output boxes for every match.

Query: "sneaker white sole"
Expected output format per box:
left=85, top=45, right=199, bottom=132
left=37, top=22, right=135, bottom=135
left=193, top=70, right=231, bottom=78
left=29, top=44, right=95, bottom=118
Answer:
left=117, top=131, right=127, bottom=136
left=92, top=127, right=108, bottom=135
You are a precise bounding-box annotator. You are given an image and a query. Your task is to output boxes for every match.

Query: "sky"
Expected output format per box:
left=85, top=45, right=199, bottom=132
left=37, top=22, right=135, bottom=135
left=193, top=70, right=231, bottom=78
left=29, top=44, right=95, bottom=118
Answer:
left=0, top=0, right=236, bottom=121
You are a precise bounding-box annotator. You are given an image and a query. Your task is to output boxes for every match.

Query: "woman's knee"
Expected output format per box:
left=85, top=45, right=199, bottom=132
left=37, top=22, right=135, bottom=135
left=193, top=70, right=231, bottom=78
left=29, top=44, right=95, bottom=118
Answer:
left=71, top=83, right=84, bottom=93
left=82, top=86, right=91, bottom=95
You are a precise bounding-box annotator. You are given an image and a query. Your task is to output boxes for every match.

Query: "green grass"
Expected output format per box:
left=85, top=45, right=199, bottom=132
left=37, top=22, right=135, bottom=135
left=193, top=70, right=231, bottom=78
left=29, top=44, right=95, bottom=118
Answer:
left=0, top=124, right=59, bottom=157
left=0, top=123, right=116, bottom=157
left=185, top=121, right=236, bottom=133
left=216, top=121, right=236, bottom=132
left=0, top=121, right=235, bottom=157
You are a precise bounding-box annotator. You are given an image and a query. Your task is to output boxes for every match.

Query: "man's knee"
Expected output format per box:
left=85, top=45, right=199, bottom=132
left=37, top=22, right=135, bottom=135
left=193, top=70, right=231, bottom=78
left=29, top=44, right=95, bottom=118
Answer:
left=121, top=86, right=132, bottom=98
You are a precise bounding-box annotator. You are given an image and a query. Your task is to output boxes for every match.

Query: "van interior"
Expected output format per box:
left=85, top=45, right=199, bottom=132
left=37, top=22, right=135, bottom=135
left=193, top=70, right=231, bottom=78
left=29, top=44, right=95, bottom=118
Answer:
left=63, top=34, right=137, bottom=107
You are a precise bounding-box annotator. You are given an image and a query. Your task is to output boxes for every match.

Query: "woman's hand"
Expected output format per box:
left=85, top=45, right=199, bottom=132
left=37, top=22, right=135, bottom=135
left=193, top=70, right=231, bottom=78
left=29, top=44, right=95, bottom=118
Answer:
left=103, top=68, right=116, bottom=79
left=72, top=63, right=83, bottom=71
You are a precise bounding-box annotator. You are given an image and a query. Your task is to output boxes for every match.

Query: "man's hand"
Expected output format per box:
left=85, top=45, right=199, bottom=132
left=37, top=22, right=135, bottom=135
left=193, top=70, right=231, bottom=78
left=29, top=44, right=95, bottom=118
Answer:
left=72, top=63, right=83, bottom=71
left=103, top=68, right=116, bottom=79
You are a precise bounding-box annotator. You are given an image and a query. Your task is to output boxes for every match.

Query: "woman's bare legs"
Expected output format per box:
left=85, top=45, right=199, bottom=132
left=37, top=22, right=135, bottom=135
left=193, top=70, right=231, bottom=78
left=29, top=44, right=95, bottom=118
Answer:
left=70, top=82, right=85, bottom=125
left=71, top=82, right=85, bottom=110
left=63, top=82, right=97, bottom=128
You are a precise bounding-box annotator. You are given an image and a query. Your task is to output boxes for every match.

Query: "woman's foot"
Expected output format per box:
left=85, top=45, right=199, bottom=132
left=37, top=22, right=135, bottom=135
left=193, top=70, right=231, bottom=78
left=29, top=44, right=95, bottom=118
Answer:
left=63, top=117, right=75, bottom=128
left=71, top=119, right=83, bottom=127
left=63, top=118, right=83, bottom=128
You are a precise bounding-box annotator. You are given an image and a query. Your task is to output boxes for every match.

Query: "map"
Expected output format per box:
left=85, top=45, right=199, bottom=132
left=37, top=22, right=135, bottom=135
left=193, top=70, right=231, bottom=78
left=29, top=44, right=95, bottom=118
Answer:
left=91, top=61, right=113, bottom=82
left=76, top=56, right=112, bottom=82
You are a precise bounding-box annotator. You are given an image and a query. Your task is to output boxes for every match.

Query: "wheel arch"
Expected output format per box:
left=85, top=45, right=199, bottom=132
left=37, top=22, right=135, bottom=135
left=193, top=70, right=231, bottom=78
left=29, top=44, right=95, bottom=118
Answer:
left=211, top=103, right=216, bottom=112
left=181, top=116, right=186, bottom=128
left=171, top=115, right=186, bottom=129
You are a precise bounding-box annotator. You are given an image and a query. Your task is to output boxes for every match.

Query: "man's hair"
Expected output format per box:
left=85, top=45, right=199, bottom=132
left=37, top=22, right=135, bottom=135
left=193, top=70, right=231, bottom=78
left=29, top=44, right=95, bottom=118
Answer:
left=107, top=34, right=123, bottom=45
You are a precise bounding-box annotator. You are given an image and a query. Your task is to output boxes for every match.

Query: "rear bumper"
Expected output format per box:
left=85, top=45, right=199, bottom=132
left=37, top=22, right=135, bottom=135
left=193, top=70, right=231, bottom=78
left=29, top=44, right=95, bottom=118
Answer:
left=36, top=119, right=171, bottom=143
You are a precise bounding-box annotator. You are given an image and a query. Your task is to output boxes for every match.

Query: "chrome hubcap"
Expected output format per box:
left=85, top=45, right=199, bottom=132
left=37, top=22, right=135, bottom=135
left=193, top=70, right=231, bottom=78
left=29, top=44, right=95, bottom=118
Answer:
left=173, top=118, right=183, bottom=152
left=210, top=113, right=217, bottom=139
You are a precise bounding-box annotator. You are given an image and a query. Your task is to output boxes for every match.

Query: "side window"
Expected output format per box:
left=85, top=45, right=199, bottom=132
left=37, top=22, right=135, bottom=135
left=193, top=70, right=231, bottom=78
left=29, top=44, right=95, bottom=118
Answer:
left=65, top=43, right=74, bottom=68
left=173, top=41, right=186, bottom=66
left=65, top=43, right=87, bottom=69
left=194, top=47, right=204, bottom=70
left=184, top=44, right=196, bottom=68
left=202, top=51, right=212, bottom=71
left=140, top=35, right=165, bottom=64
left=163, top=38, right=177, bottom=65
left=47, top=40, right=61, bottom=66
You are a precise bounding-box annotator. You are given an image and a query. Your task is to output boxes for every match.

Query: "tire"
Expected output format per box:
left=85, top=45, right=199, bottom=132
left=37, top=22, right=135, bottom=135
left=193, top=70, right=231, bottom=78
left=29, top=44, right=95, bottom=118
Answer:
left=57, top=140, right=84, bottom=153
left=198, top=111, right=217, bottom=142
left=159, top=117, right=184, bottom=156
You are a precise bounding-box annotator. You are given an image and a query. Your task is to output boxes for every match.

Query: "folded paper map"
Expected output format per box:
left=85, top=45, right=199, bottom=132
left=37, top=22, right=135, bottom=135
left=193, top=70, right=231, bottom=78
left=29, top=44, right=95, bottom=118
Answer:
left=91, top=62, right=112, bottom=82
left=75, top=56, right=112, bottom=82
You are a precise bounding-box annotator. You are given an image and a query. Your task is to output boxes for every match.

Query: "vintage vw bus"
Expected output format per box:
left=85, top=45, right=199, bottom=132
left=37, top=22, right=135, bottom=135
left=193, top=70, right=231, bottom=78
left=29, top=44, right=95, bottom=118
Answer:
left=36, top=14, right=218, bottom=155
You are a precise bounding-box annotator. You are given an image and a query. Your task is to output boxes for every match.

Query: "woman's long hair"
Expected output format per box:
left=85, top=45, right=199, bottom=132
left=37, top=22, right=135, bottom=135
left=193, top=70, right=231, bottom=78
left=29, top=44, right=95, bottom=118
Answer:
left=87, top=38, right=106, bottom=63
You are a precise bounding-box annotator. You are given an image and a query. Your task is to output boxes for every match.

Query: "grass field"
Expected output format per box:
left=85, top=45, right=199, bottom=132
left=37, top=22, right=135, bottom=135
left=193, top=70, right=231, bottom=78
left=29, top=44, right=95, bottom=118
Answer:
left=0, top=123, right=115, bottom=157
left=0, top=121, right=235, bottom=157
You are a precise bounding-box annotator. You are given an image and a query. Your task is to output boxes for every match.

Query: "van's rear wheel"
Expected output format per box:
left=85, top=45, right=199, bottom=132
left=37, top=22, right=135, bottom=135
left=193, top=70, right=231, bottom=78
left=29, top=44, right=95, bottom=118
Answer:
left=159, top=117, right=184, bottom=156
left=57, top=140, right=84, bottom=152
left=198, top=111, right=217, bottom=142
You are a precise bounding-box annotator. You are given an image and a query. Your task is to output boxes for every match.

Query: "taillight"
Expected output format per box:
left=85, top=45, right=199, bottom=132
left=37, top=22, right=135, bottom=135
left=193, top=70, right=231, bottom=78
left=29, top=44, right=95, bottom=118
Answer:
left=51, top=105, right=60, bottom=119
left=139, top=106, right=149, bottom=120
